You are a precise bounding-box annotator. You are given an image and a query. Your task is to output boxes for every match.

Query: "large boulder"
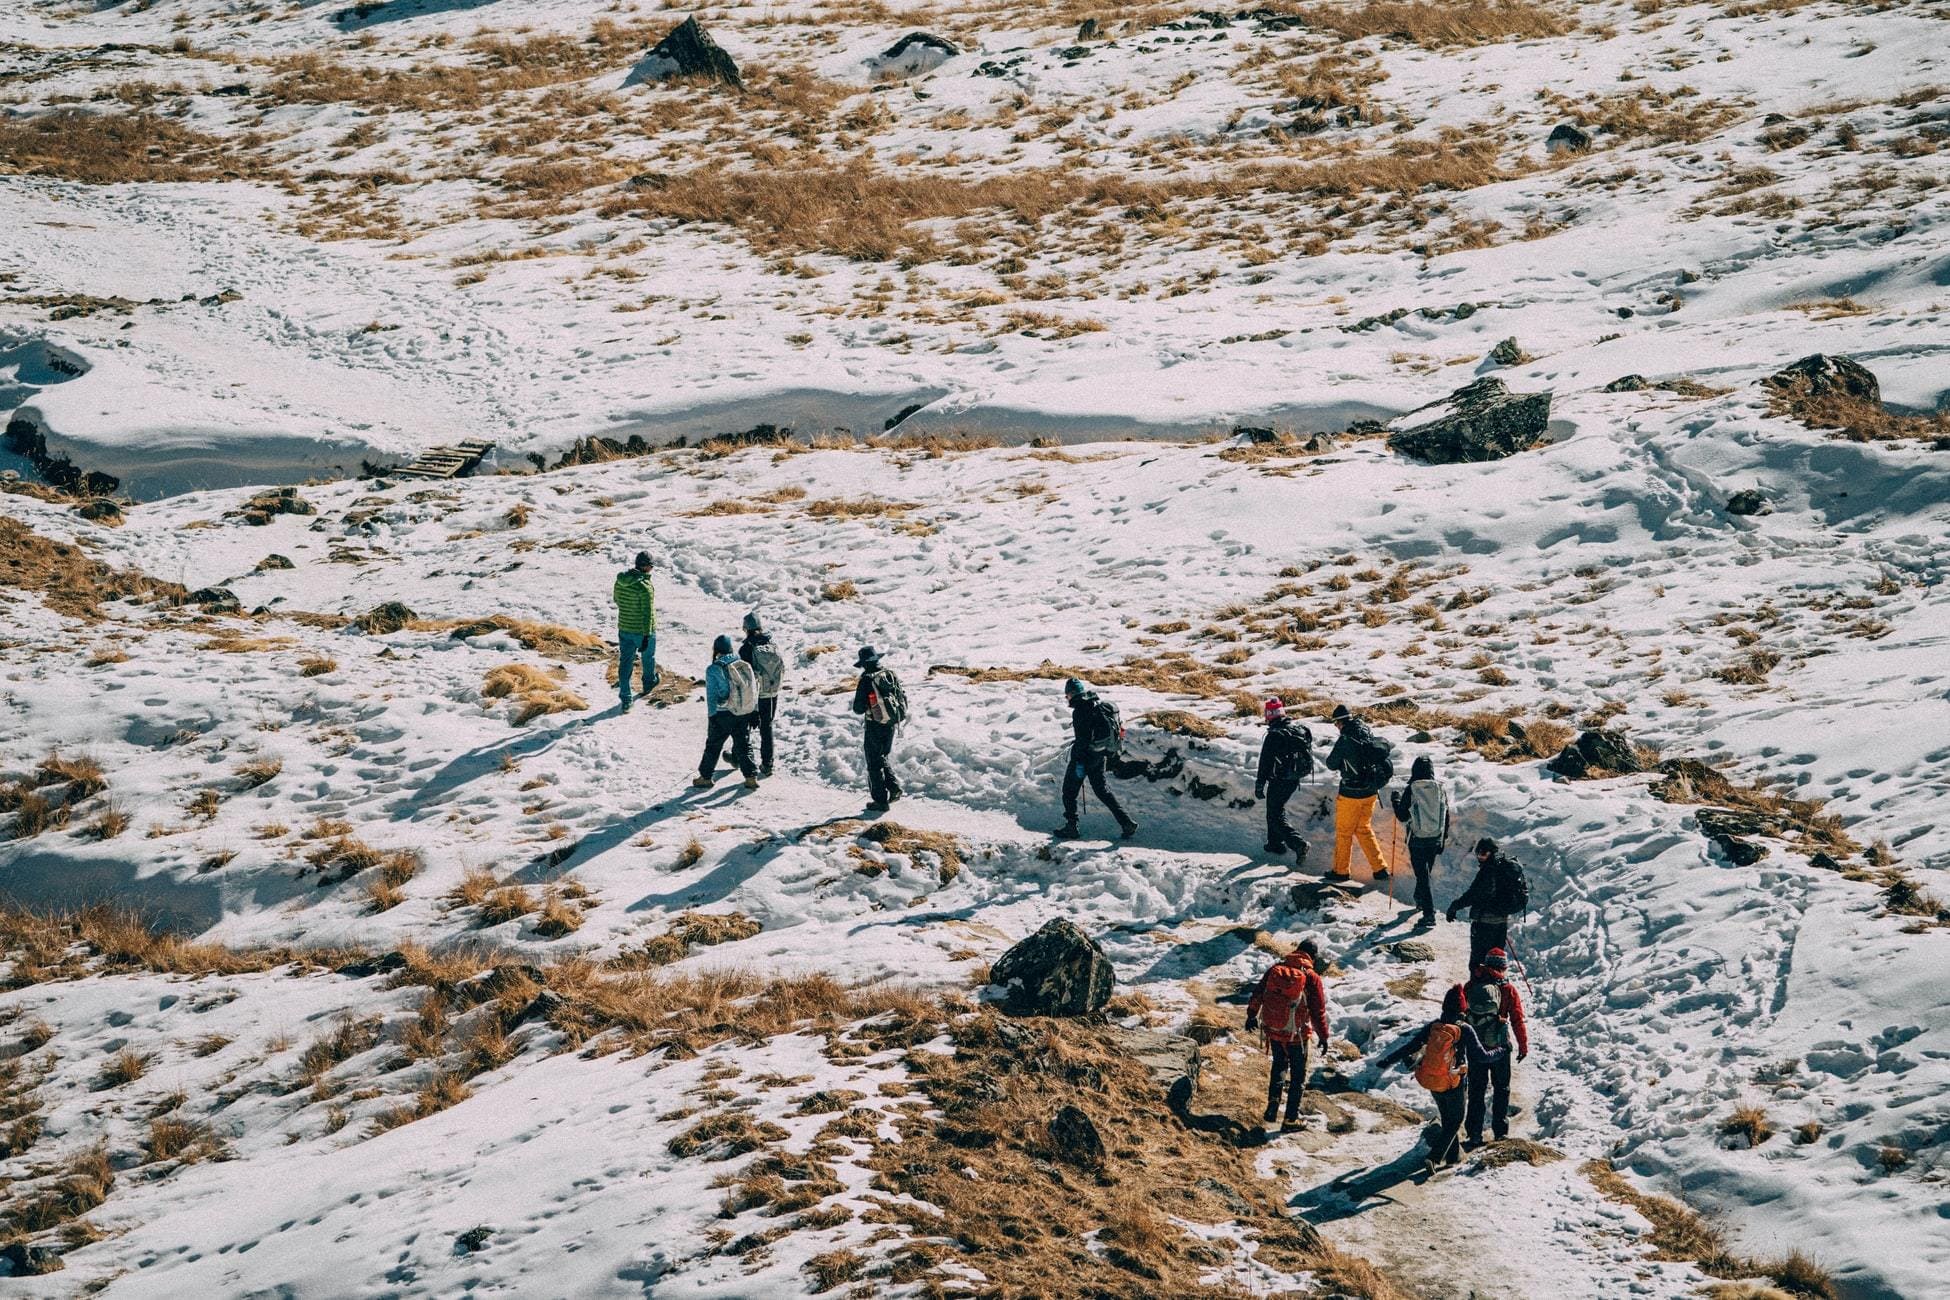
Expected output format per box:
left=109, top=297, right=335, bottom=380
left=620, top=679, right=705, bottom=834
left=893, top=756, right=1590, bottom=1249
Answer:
left=1108, top=1026, right=1200, bottom=1109
left=869, top=31, right=958, bottom=79
left=1546, top=122, right=1591, bottom=154
left=1548, top=727, right=1644, bottom=779
left=1047, top=1103, right=1104, bottom=1166
left=1387, top=377, right=1553, bottom=465
left=1761, top=354, right=1879, bottom=404
left=988, top=918, right=1113, bottom=1016
left=625, top=17, right=741, bottom=88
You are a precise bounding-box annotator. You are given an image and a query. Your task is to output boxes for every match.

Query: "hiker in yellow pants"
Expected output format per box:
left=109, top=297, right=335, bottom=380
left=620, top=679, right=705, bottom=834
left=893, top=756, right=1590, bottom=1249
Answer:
left=1324, top=704, right=1397, bottom=879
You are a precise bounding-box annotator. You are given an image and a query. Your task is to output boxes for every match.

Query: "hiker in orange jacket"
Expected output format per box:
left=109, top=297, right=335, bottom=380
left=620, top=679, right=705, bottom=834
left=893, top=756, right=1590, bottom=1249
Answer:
left=1441, top=948, right=1529, bottom=1146
left=1378, top=1003, right=1507, bottom=1170
left=1244, top=938, right=1331, bottom=1129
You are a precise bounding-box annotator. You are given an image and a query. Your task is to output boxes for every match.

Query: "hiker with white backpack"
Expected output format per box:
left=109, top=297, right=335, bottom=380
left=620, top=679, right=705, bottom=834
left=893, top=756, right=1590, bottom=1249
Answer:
left=1055, top=677, right=1138, bottom=841
left=1376, top=998, right=1508, bottom=1172
left=695, top=634, right=761, bottom=790
left=1390, top=755, right=1450, bottom=927
left=737, top=612, right=786, bottom=778
left=849, top=645, right=906, bottom=813
left=1244, top=937, right=1330, bottom=1131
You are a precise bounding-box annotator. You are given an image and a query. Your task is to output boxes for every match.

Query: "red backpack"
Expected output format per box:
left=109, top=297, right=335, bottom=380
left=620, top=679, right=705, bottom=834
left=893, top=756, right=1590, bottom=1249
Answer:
left=1259, top=961, right=1312, bottom=1041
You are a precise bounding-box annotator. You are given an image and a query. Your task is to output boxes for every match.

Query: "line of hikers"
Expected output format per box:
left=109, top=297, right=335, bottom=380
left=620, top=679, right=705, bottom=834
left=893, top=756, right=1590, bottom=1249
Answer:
left=1246, top=934, right=1531, bottom=1172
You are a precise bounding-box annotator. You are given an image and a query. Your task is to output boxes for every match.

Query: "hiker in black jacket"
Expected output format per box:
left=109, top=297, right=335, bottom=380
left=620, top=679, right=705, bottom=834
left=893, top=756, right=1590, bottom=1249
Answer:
left=1254, top=697, right=1313, bottom=863
left=1057, top=678, right=1137, bottom=840
left=1323, top=703, right=1395, bottom=881
left=1447, top=838, right=1529, bottom=969
left=737, top=612, right=785, bottom=778
left=849, top=645, right=905, bottom=812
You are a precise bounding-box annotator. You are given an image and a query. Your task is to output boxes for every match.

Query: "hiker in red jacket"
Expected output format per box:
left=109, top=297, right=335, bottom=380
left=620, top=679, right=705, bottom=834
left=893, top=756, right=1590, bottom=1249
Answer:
left=1441, top=948, right=1528, bottom=1146
left=1244, top=938, right=1331, bottom=1130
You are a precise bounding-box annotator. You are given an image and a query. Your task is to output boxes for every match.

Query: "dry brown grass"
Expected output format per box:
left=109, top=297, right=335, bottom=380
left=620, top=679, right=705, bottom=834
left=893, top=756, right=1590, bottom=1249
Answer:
left=7, top=1145, right=113, bottom=1233
left=477, top=884, right=537, bottom=927
left=371, top=1071, right=473, bottom=1133
left=439, top=616, right=606, bottom=661
left=98, top=1047, right=152, bottom=1088
left=852, top=822, right=966, bottom=885
left=805, top=496, right=917, bottom=519
left=819, top=580, right=859, bottom=602
left=533, top=888, right=585, bottom=938
left=145, top=1116, right=223, bottom=1165
left=0, top=904, right=313, bottom=987
left=82, top=803, right=130, bottom=840
left=0, top=109, right=264, bottom=184
left=482, top=663, right=588, bottom=724
left=1312, top=0, right=1573, bottom=46
left=1582, top=1160, right=1835, bottom=1297
left=609, top=911, right=762, bottom=970
left=234, top=756, right=283, bottom=790
left=298, top=655, right=338, bottom=677
left=0, top=518, right=187, bottom=619
left=1141, top=709, right=1228, bottom=739
left=1766, top=389, right=1949, bottom=445
left=1649, top=758, right=1856, bottom=856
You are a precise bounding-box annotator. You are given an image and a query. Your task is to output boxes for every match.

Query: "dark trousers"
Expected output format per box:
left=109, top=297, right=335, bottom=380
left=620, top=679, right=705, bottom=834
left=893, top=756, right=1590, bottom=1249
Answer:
left=1469, top=920, right=1509, bottom=970
left=1264, top=776, right=1300, bottom=850
left=1062, top=751, right=1130, bottom=827
left=1408, top=838, right=1441, bottom=919
left=1430, top=1084, right=1466, bottom=1163
left=864, top=720, right=900, bottom=805
left=699, top=711, right=755, bottom=781
left=1266, top=1038, right=1310, bottom=1121
left=1465, top=1052, right=1512, bottom=1141
left=753, top=696, right=777, bottom=772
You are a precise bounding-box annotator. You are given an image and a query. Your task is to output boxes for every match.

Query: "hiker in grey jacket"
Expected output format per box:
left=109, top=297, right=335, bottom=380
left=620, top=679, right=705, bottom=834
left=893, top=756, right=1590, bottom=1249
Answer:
left=1391, top=756, right=1449, bottom=927
left=737, top=611, right=786, bottom=778
left=695, top=634, right=759, bottom=790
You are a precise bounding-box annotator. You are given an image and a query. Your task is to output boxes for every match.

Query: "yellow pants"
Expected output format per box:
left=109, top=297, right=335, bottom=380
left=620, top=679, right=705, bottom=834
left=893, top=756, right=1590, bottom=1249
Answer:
left=1333, top=794, right=1390, bottom=877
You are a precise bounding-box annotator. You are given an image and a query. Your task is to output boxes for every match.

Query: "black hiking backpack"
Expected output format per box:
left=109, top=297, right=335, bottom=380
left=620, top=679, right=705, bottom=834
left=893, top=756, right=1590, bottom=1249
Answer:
left=1269, top=724, right=1314, bottom=782
left=1348, top=733, right=1394, bottom=791
left=866, top=669, right=908, bottom=726
left=1087, top=696, right=1124, bottom=757
left=1486, top=854, right=1530, bottom=916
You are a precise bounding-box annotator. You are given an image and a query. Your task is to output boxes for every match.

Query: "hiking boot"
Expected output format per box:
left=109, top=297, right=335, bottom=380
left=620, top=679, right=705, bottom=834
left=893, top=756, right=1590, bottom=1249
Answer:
left=1293, top=843, right=1308, bottom=866
left=865, top=801, right=891, bottom=813
left=691, top=775, right=713, bottom=789
left=1462, top=1135, right=1484, bottom=1152
left=1280, top=1118, right=1303, bottom=1133
left=1263, top=1102, right=1279, bottom=1125
left=1416, top=912, right=1436, bottom=929
left=1055, top=821, right=1080, bottom=840
left=1264, top=843, right=1286, bottom=855
left=620, top=699, right=633, bottom=714
left=1372, top=868, right=1391, bottom=880
left=887, top=786, right=903, bottom=802
left=743, top=776, right=760, bottom=790
left=760, top=764, right=774, bottom=779
left=1118, top=820, right=1139, bottom=840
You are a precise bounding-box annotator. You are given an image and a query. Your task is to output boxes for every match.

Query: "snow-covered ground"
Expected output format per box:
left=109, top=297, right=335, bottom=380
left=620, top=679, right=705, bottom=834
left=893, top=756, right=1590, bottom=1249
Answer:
left=3, top=0, right=1949, bottom=1295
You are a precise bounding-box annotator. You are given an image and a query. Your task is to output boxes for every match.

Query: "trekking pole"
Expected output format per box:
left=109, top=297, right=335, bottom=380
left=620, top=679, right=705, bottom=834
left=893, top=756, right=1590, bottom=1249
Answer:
left=1389, top=819, right=1401, bottom=903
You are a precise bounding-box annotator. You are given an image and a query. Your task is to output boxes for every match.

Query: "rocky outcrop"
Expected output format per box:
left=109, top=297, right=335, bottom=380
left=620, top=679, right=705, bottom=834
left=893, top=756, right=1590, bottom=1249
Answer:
left=73, top=498, right=122, bottom=525
left=871, top=32, right=958, bottom=79
left=989, top=918, right=1113, bottom=1016
left=1604, top=374, right=1650, bottom=392
left=625, top=17, right=741, bottom=89
left=231, top=486, right=314, bottom=526
left=1548, top=728, right=1645, bottom=779
left=1108, top=1026, right=1200, bottom=1109
left=1388, top=377, right=1553, bottom=464
left=1546, top=123, right=1591, bottom=154
left=1762, top=354, right=1879, bottom=404
left=1047, top=1103, right=1104, bottom=1166
left=187, top=586, right=241, bottom=614
left=351, top=601, right=416, bottom=634
left=0, top=1243, right=63, bottom=1276
left=1725, top=488, right=1771, bottom=517
left=1488, top=337, right=1530, bottom=366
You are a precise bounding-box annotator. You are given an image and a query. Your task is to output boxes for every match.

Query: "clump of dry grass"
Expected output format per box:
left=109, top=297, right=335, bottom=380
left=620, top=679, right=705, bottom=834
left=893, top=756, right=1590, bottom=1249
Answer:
left=145, top=1116, right=223, bottom=1165
left=805, top=496, right=917, bottom=519
left=298, top=655, right=338, bottom=677
left=1313, top=0, right=1573, bottom=47
left=609, top=911, right=762, bottom=970
left=1649, top=758, right=1855, bottom=856
left=1582, top=1160, right=1834, bottom=1298
left=477, top=884, right=537, bottom=927
left=533, top=887, right=586, bottom=937
left=8, top=1145, right=114, bottom=1233
left=1141, top=709, right=1228, bottom=739
left=294, top=1016, right=382, bottom=1092
left=482, top=663, right=588, bottom=724
left=234, top=756, right=283, bottom=790
left=0, top=109, right=263, bottom=184
left=441, top=616, right=605, bottom=661
left=98, top=1047, right=152, bottom=1088
left=0, top=904, right=313, bottom=987
left=371, top=1071, right=473, bottom=1133
left=818, top=580, right=858, bottom=602
left=0, top=517, right=187, bottom=619
left=36, top=752, right=107, bottom=799
left=852, top=822, right=966, bottom=885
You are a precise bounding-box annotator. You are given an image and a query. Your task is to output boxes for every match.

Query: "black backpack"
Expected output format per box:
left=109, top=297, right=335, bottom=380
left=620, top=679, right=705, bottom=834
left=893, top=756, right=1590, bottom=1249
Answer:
left=865, top=669, right=908, bottom=726
left=1348, top=733, right=1394, bottom=791
left=1269, top=724, right=1313, bottom=782
left=1087, top=696, right=1124, bottom=756
left=1487, top=855, right=1530, bottom=916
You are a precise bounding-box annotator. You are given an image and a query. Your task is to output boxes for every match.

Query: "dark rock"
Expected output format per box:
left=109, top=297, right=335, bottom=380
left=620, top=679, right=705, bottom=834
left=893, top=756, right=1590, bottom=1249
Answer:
left=1711, top=835, right=1769, bottom=867
left=1109, top=1026, right=1200, bottom=1109
left=453, top=1226, right=493, bottom=1254
left=1725, top=488, right=1771, bottom=517
left=624, top=170, right=670, bottom=191
left=334, top=949, right=409, bottom=979
left=1047, top=1103, right=1104, bottom=1165
left=989, top=918, right=1114, bottom=1016
left=1616, top=306, right=1634, bottom=318
left=1488, top=337, right=1529, bottom=366
left=1605, top=374, right=1650, bottom=392
left=625, top=17, right=741, bottom=88
left=351, top=600, right=416, bottom=634
left=1549, top=728, right=1643, bottom=779
left=1761, top=353, right=1880, bottom=404
left=1546, top=122, right=1591, bottom=154
left=1389, top=940, right=1437, bottom=963
left=199, top=289, right=241, bottom=306
left=207, top=82, right=251, bottom=96
left=233, top=486, right=315, bottom=525
left=1696, top=807, right=1781, bottom=839
left=1195, top=1176, right=1254, bottom=1217
left=1077, top=17, right=1101, bottom=39
left=1388, top=377, right=1553, bottom=465
left=883, top=402, right=926, bottom=431
left=0, top=1243, right=63, bottom=1276
left=73, top=497, right=123, bottom=524
left=513, top=988, right=565, bottom=1026
left=255, top=553, right=295, bottom=571
left=874, top=31, right=959, bottom=77
left=1234, top=425, right=1279, bottom=444
left=188, top=586, right=240, bottom=614
left=711, top=423, right=794, bottom=448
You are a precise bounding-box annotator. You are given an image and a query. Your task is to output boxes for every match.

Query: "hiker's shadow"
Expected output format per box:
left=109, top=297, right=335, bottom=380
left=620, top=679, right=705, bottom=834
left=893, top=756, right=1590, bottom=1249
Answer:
left=502, top=781, right=755, bottom=888
left=1171, top=1100, right=1269, bottom=1149
left=390, top=712, right=611, bottom=821
left=1289, top=1146, right=1429, bottom=1223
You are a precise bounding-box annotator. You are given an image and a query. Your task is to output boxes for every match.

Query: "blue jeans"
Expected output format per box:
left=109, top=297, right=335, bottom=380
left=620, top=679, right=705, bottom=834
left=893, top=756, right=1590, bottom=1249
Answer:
left=618, top=632, right=656, bottom=704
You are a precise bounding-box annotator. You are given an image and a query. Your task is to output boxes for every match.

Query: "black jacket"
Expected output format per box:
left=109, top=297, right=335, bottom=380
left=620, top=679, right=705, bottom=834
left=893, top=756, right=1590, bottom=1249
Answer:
left=1068, top=693, right=1107, bottom=761
left=1256, top=718, right=1313, bottom=787
left=737, top=630, right=770, bottom=666
left=1324, top=718, right=1392, bottom=799
left=1450, top=852, right=1522, bottom=922
left=851, top=667, right=895, bottom=725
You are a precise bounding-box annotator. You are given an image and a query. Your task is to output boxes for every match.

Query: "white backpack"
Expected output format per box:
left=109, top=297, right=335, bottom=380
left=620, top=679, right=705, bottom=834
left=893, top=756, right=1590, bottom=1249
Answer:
left=722, top=660, right=759, bottom=716
left=1406, top=780, right=1446, bottom=841
left=749, top=642, right=785, bottom=698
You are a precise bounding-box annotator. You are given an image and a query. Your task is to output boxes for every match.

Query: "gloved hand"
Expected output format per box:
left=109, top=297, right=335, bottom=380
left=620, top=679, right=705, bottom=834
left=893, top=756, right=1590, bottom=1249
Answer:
left=1518, top=1048, right=1529, bottom=1062
left=1244, top=1015, right=1257, bottom=1033
left=1445, top=906, right=1458, bottom=923
left=1254, top=783, right=1265, bottom=800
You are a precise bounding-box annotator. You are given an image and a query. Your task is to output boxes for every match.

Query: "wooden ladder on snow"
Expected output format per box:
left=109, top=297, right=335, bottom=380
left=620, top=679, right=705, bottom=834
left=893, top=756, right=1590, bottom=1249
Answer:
left=391, top=439, right=496, bottom=480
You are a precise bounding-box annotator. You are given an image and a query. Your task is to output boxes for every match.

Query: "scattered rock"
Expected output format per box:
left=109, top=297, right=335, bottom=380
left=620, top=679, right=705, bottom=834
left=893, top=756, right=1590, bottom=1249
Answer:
left=1234, top=425, right=1279, bottom=444
left=1047, top=1103, right=1104, bottom=1166
left=1725, top=488, right=1772, bottom=517
left=206, top=82, right=250, bottom=97
left=1604, top=374, right=1650, bottom=392
left=351, top=600, right=416, bottom=634
left=73, top=497, right=123, bottom=525
left=1548, top=728, right=1644, bottom=779
left=1546, top=122, right=1591, bottom=154
left=1488, top=337, right=1531, bottom=367
left=199, top=289, right=241, bottom=307
left=231, top=486, right=315, bottom=526
left=625, top=16, right=741, bottom=88
left=255, top=553, right=295, bottom=571
left=1108, top=1026, right=1200, bottom=1109
left=883, top=402, right=926, bottom=431
left=1389, top=940, right=1437, bottom=963
left=871, top=31, right=958, bottom=79
left=1076, top=17, right=1101, bottom=40
left=453, top=1226, right=494, bottom=1255
left=334, top=950, right=409, bottom=979
left=989, top=918, right=1114, bottom=1016
left=624, top=170, right=669, bottom=191
left=1388, top=377, right=1553, bottom=465
left=514, top=988, right=565, bottom=1025
left=1761, top=354, right=1879, bottom=404
left=1696, top=807, right=1781, bottom=839
left=0, top=1243, right=63, bottom=1276
left=187, top=586, right=241, bottom=614
left=1194, top=1176, right=1254, bottom=1218
left=1710, top=834, right=1769, bottom=867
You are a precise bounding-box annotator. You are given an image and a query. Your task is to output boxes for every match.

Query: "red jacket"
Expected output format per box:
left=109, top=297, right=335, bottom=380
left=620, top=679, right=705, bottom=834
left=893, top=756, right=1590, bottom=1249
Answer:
left=1247, top=952, right=1330, bottom=1047
left=1445, top=971, right=1528, bottom=1057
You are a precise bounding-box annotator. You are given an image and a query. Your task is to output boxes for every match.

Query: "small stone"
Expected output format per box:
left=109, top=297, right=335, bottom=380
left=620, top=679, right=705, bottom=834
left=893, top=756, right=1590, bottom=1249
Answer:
left=1725, top=489, right=1771, bottom=517
left=1048, top=1103, right=1104, bottom=1166
left=1604, top=374, right=1650, bottom=392
left=187, top=586, right=241, bottom=614
left=0, top=1243, right=63, bottom=1275
left=351, top=600, right=417, bottom=634
left=1546, top=122, right=1591, bottom=154
left=454, top=1226, right=493, bottom=1254
left=1390, top=940, right=1437, bottom=963
left=255, top=553, right=295, bottom=571
left=1488, top=337, right=1530, bottom=367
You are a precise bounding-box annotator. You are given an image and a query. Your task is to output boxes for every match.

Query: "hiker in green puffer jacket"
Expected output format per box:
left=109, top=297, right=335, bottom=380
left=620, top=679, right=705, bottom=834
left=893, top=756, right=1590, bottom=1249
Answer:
left=613, top=551, right=657, bottom=712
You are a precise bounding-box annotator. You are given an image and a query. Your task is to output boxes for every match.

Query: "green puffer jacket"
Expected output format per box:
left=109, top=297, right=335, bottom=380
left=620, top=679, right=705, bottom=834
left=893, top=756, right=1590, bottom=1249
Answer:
left=613, top=569, right=655, bottom=634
